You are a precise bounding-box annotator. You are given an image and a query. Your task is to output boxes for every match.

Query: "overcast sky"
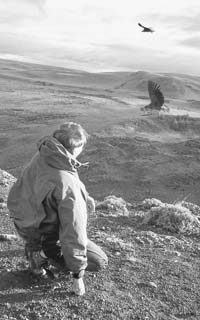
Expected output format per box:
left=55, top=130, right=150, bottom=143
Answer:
left=0, top=0, right=200, bottom=74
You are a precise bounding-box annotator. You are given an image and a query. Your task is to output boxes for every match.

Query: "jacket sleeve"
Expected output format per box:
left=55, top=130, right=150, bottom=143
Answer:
left=57, top=187, right=88, bottom=274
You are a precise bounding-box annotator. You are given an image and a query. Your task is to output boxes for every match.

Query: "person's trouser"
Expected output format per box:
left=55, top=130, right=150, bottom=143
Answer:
left=15, top=224, right=108, bottom=273
left=41, top=232, right=108, bottom=272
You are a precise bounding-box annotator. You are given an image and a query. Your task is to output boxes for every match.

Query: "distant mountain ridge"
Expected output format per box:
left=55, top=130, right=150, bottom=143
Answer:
left=114, top=71, right=200, bottom=100
left=0, top=59, right=200, bottom=100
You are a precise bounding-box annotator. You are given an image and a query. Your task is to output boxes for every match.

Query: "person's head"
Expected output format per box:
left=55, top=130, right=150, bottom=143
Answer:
left=53, top=122, right=89, bottom=158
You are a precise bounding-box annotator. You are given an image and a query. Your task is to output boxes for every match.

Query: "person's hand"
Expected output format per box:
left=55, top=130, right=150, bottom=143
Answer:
left=87, top=196, right=95, bottom=214
left=72, top=278, right=85, bottom=296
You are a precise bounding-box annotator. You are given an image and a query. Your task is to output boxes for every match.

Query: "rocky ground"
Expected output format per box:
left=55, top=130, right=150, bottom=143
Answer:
left=0, top=173, right=200, bottom=320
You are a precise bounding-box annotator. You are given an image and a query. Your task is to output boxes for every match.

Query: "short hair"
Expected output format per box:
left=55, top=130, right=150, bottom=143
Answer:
left=53, top=122, right=89, bottom=151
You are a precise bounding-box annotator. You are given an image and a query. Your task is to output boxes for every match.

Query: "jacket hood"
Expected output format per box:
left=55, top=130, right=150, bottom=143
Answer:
left=37, top=136, right=86, bottom=172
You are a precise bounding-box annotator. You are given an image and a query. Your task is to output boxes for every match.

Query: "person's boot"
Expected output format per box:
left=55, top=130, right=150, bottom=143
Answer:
left=25, top=244, right=52, bottom=277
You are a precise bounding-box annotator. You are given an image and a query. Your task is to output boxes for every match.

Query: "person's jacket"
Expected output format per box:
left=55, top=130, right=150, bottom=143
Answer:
left=7, top=136, right=89, bottom=273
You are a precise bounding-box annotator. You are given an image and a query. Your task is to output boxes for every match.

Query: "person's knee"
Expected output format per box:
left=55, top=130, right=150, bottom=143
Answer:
left=87, top=240, right=108, bottom=272
left=95, top=253, right=108, bottom=271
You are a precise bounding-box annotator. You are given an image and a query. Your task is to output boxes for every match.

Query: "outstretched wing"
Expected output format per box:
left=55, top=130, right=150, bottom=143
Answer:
left=148, top=80, right=164, bottom=108
left=138, top=22, right=145, bottom=28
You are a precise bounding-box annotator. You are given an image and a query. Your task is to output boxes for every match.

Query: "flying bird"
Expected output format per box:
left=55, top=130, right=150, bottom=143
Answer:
left=141, top=80, right=170, bottom=114
left=138, top=23, right=154, bottom=33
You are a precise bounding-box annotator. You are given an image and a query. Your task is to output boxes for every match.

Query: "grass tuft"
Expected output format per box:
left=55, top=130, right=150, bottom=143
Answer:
left=142, top=199, right=200, bottom=234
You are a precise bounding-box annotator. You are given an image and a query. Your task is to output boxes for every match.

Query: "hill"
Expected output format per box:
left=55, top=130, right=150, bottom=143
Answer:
left=0, top=59, right=200, bottom=204
left=0, top=59, right=200, bottom=319
left=0, top=59, right=200, bottom=100
left=114, top=71, right=200, bottom=100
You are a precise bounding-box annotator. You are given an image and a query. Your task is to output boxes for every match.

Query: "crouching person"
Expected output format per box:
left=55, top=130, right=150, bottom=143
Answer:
left=7, top=122, right=108, bottom=295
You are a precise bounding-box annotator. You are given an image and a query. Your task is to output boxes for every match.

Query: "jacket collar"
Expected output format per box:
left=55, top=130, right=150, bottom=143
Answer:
left=37, top=136, right=88, bottom=172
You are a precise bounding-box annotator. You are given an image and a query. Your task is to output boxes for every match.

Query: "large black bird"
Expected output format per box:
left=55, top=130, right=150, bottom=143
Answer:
left=141, top=80, right=170, bottom=114
left=138, top=23, right=154, bottom=33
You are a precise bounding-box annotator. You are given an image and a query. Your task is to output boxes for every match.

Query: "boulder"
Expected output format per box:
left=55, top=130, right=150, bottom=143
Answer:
left=0, top=169, right=16, bottom=212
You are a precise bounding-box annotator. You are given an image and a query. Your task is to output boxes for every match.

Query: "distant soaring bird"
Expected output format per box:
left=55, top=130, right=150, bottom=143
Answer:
left=138, top=23, right=154, bottom=33
left=141, top=80, right=170, bottom=114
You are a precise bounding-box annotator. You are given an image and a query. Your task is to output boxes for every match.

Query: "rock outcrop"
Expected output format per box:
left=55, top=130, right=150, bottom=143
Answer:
left=0, top=169, right=16, bottom=213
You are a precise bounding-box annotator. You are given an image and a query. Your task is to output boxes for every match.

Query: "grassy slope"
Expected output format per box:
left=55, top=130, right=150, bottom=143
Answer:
left=0, top=59, right=200, bottom=319
left=1, top=59, right=200, bottom=203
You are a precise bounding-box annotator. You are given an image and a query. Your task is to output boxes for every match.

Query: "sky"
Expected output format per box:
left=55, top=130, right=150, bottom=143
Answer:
left=0, top=0, right=200, bottom=74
